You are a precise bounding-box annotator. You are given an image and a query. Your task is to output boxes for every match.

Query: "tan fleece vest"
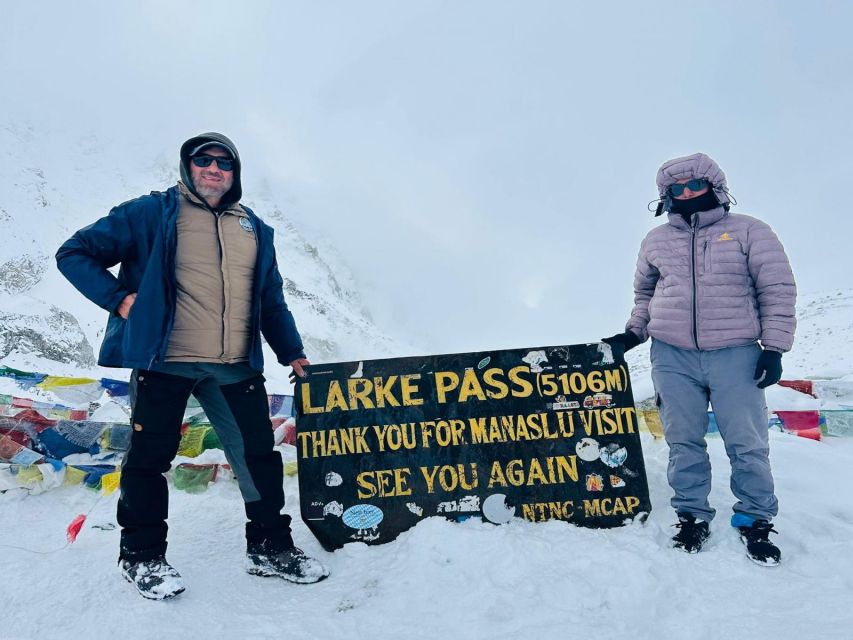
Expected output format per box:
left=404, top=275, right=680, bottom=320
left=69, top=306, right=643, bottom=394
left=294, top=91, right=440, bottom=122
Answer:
left=165, top=182, right=258, bottom=363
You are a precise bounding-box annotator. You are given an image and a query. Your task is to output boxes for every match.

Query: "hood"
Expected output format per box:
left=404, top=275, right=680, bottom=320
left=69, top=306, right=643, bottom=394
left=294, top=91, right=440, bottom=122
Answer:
left=179, top=132, right=242, bottom=208
left=654, top=152, right=731, bottom=216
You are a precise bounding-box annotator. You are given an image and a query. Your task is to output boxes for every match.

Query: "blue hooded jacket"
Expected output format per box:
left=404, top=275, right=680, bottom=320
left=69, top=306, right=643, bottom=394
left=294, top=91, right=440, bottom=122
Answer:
left=56, top=152, right=306, bottom=371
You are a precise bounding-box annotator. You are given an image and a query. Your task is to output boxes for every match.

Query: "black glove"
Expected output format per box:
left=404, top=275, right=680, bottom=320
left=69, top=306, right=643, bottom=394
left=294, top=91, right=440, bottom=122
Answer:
left=754, top=350, right=783, bottom=389
left=601, top=331, right=642, bottom=353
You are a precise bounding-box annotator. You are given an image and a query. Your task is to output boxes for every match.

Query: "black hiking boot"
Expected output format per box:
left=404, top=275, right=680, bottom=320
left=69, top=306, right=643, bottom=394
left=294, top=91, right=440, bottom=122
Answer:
left=246, top=545, right=330, bottom=584
left=738, top=520, right=781, bottom=566
left=671, top=513, right=710, bottom=553
left=119, top=556, right=186, bottom=600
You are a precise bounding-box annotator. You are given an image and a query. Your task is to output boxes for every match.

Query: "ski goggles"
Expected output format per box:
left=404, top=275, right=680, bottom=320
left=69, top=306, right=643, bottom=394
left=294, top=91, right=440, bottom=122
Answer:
left=668, top=179, right=708, bottom=197
left=191, top=155, right=235, bottom=171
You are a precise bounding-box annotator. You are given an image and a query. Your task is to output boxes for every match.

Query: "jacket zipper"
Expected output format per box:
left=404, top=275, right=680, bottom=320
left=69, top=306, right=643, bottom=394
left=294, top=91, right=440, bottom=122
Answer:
left=249, top=216, right=261, bottom=363
left=217, top=212, right=227, bottom=360
left=691, top=219, right=699, bottom=350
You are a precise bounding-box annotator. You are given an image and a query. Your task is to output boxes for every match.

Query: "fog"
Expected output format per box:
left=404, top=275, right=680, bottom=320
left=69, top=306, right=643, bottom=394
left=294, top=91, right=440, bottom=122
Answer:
left=3, top=1, right=850, bottom=354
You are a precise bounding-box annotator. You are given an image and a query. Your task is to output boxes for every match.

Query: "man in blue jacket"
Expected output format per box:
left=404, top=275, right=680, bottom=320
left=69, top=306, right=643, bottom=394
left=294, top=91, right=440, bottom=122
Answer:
left=56, top=132, right=329, bottom=599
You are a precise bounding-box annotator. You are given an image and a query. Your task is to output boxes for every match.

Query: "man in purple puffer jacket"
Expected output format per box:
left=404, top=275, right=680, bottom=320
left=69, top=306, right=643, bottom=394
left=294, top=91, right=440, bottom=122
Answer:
left=604, top=152, right=796, bottom=566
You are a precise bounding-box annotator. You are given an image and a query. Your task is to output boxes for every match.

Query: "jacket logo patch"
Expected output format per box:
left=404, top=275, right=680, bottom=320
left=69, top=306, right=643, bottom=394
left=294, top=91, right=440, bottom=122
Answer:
left=717, top=232, right=733, bottom=241
left=239, top=218, right=254, bottom=233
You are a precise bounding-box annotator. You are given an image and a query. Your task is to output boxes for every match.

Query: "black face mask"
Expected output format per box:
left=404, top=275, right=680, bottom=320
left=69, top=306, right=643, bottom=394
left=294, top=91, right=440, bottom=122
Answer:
left=668, top=189, right=720, bottom=219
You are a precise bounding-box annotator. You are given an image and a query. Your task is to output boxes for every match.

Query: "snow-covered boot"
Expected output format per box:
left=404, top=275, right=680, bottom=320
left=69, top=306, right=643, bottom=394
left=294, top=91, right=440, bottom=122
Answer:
left=120, top=556, right=186, bottom=600
left=738, top=520, right=781, bottom=566
left=671, top=512, right=710, bottom=553
left=246, top=544, right=330, bottom=584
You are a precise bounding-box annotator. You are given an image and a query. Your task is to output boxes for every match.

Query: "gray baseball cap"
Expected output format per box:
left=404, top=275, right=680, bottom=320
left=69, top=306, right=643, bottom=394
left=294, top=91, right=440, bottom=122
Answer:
left=188, top=141, right=234, bottom=158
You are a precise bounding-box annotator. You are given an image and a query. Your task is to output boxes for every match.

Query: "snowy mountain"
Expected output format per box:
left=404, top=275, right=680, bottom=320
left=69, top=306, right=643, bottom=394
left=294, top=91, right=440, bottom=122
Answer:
left=3, top=123, right=853, bottom=640
left=2, top=121, right=851, bottom=401
left=0, top=123, right=413, bottom=389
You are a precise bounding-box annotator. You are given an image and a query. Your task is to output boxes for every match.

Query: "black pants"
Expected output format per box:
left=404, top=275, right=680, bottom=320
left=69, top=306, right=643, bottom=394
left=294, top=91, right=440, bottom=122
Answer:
left=117, top=366, right=293, bottom=562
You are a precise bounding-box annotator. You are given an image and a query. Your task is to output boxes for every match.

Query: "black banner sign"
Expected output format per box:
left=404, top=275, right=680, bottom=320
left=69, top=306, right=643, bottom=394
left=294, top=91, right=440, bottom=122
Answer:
left=295, top=343, right=651, bottom=550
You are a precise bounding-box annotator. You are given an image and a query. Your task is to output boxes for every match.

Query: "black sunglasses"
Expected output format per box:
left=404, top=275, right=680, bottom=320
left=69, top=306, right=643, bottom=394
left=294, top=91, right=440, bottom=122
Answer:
left=191, top=155, right=235, bottom=171
left=668, top=179, right=708, bottom=197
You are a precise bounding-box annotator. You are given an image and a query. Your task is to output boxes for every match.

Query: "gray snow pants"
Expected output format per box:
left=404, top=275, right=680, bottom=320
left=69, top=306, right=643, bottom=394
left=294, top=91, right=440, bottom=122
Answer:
left=650, top=339, right=778, bottom=523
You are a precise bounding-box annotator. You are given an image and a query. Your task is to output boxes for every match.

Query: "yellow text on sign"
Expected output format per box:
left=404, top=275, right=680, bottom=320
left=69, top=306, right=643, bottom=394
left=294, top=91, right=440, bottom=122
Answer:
left=356, top=467, right=414, bottom=499
left=299, top=366, right=627, bottom=414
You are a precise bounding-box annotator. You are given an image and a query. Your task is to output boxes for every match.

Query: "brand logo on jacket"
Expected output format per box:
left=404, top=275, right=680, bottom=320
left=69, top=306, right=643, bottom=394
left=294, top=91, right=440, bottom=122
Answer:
left=717, top=232, right=733, bottom=241
left=239, top=218, right=254, bottom=233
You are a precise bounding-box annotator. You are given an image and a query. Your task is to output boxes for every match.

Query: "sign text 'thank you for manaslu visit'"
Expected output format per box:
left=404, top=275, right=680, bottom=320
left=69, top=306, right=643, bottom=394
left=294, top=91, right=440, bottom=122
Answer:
left=295, top=343, right=651, bottom=550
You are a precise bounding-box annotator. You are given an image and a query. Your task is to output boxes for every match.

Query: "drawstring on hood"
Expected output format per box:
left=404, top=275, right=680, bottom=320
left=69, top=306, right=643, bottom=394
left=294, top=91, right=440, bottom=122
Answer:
left=179, top=132, right=243, bottom=209
left=653, top=152, right=732, bottom=216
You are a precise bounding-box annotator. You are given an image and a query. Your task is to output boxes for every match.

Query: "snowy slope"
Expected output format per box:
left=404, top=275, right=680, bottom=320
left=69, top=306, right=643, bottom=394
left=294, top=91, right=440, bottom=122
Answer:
left=3, top=121, right=853, bottom=640
left=0, top=122, right=413, bottom=391
left=1, top=433, right=852, bottom=640
left=784, top=289, right=853, bottom=378
left=2, top=297, right=852, bottom=640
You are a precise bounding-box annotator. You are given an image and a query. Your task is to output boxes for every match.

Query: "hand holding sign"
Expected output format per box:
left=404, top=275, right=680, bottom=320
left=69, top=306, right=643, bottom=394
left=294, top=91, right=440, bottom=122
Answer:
left=289, top=358, right=310, bottom=383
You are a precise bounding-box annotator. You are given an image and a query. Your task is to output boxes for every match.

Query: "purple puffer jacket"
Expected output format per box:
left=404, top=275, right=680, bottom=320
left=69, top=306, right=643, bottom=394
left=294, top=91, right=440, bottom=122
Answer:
left=626, top=153, right=796, bottom=352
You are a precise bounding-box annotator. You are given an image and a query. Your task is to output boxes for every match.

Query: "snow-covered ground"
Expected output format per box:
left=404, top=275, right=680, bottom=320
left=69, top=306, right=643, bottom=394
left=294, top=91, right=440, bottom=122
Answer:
left=2, top=122, right=851, bottom=640
left=2, top=278, right=850, bottom=639
left=2, top=429, right=851, bottom=640
left=2, top=287, right=851, bottom=639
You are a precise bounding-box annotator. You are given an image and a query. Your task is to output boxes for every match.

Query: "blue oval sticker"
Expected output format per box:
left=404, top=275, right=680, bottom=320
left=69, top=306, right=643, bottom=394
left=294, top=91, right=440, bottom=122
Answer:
left=342, top=504, right=384, bottom=530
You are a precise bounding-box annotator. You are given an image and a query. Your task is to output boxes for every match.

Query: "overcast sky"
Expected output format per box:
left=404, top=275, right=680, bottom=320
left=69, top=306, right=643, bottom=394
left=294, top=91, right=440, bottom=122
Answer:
left=3, top=1, right=851, bottom=355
